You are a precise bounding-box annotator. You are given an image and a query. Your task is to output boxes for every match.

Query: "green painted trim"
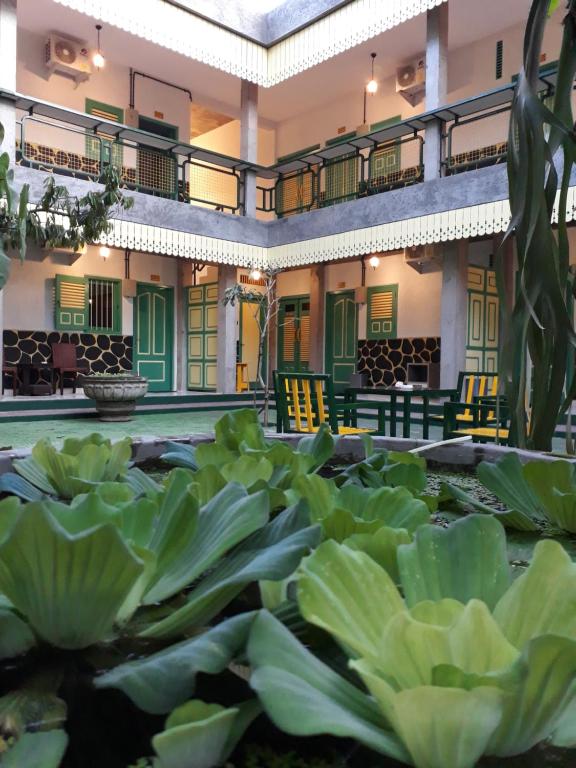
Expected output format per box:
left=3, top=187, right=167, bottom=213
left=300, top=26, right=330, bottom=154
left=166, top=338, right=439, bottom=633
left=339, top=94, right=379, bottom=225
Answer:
left=366, top=284, right=398, bottom=340
left=85, top=99, right=124, bottom=122
left=325, top=131, right=357, bottom=146
left=276, top=144, right=321, bottom=164
left=133, top=283, right=175, bottom=392
left=325, top=290, right=357, bottom=394
left=370, top=115, right=401, bottom=132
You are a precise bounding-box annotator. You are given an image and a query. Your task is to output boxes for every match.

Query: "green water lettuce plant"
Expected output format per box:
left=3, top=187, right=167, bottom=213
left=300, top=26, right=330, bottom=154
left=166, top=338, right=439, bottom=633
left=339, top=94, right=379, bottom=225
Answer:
left=444, top=452, right=576, bottom=533
left=248, top=515, right=576, bottom=768
left=0, top=434, right=133, bottom=500
left=0, top=471, right=319, bottom=649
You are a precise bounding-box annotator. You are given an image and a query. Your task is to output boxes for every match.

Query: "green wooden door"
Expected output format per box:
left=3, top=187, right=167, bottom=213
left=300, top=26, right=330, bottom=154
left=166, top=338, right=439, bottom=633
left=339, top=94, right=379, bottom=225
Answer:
left=325, top=290, right=358, bottom=393
left=466, top=266, right=499, bottom=372
left=133, top=283, right=174, bottom=392
left=186, top=283, right=218, bottom=390
left=277, top=297, right=310, bottom=372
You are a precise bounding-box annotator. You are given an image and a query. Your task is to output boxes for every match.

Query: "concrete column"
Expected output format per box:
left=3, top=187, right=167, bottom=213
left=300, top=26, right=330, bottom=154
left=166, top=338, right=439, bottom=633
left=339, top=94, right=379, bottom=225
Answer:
left=440, top=239, right=468, bottom=388
left=217, top=264, right=237, bottom=393
left=176, top=260, right=192, bottom=392
left=424, top=3, right=448, bottom=182
left=308, top=265, right=325, bottom=373
left=240, top=79, right=258, bottom=217
left=0, top=0, right=17, bottom=389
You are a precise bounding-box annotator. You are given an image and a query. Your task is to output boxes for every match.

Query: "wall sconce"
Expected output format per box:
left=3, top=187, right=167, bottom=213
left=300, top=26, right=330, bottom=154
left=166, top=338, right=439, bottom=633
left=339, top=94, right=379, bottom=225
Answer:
left=369, top=255, right=380, bottom=269
left=99, top=246, right=110, bottom=260
left=93, top=24, right=105, bottom=69
left=249, top=267, right=262, bottom=281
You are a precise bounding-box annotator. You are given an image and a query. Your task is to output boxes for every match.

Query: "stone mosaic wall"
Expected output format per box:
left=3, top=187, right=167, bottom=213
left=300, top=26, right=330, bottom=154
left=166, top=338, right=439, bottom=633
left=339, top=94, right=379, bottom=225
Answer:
left=357, top=337, right=441, bottom=387
left=3, top=331, right=133, bottom=376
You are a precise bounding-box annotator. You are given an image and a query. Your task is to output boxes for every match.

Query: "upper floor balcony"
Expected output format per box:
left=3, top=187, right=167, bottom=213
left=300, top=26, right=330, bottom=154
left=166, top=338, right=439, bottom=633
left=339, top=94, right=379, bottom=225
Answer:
left=7, top=65, right=558, bottom=226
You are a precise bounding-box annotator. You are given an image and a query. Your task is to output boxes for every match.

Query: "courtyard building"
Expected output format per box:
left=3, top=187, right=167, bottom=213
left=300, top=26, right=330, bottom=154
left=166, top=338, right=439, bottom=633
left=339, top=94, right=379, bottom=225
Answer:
left=0, top=0, right=570, bottom=403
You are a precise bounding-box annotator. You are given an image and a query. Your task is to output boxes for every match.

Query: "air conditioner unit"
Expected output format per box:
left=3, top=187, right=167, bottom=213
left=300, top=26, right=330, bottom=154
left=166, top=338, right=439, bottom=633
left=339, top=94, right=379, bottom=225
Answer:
left=45, top=33, right=91, bottom=85
left=396, top=57, right=426, bottom=106
left=404, top=244, right=441, bottom=274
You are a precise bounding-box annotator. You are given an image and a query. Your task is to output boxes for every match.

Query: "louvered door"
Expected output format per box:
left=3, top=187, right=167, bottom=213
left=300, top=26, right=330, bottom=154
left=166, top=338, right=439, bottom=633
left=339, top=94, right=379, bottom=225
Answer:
left=278, top=297, right=310, bottom=372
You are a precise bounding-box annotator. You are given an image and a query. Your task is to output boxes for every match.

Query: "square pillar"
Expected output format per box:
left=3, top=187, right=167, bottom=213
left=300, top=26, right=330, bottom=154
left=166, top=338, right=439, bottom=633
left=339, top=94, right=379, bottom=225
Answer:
left=217, top=265, right=237, bottom=393
left=440, top=239, right=468, bottom=388
left=424, top=3, right=448, bottom=181
left=240, top=80, right=258, bottom=217
left=308, top=265, right=325, bottom=372
left=0, top=0, right=17, bottom=389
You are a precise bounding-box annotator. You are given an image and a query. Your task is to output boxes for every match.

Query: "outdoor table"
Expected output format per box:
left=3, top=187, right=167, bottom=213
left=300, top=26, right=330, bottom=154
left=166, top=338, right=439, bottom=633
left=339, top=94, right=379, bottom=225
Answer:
left=17, top=361, right=53, bottom=396
left=344, top=385, right=458, bottom=439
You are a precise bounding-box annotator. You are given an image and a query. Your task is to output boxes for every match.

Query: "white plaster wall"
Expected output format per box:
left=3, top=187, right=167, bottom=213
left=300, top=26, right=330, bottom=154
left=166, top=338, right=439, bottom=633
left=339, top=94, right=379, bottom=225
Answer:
left=17, top=29, right=192, bottom=151
left=274, top=12, right=565, bottom=160
left=3, top=245, right=178, bottom=335
left=276, top=252, right=442, bottom=339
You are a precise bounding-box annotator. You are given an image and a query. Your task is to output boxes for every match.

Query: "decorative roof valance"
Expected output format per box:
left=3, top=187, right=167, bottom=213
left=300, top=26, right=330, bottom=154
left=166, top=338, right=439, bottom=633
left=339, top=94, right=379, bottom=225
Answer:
left=99, top=186, right=576, bottom=269
left=54, top=0, right=447, bottom=87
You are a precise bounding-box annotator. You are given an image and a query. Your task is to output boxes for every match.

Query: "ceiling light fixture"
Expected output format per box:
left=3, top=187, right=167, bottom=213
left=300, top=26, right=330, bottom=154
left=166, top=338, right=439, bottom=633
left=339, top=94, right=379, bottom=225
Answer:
left=369, top=255, right=380, bottom=269
left=93, top=24, right=105, bottom=69
left=363, top=52, right=378, bottom=124
left=99, top=246, right=110, bottom=259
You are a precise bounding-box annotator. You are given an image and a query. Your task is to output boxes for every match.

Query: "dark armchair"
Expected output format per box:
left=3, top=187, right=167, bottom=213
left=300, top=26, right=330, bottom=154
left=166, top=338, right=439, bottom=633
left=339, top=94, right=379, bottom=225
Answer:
left=51, top=343, right=88, bottom=395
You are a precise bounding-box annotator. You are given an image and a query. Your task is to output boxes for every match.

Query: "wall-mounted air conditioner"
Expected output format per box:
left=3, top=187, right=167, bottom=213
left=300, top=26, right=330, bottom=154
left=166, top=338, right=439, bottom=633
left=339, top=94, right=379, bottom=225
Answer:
left=45, top=33, right=91, bottom=85
left=404, top=244, right=441, bottom=274
left=396, top=57, right=426, bottom=106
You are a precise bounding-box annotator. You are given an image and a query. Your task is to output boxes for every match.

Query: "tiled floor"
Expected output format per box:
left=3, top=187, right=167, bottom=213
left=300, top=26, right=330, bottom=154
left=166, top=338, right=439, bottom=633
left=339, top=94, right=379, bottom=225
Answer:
left=0, top=410, right=230, bottom=449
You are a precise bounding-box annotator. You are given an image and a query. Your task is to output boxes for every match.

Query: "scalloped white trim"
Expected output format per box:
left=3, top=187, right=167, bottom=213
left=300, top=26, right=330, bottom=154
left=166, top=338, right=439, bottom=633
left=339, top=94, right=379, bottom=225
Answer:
left=98, top=187, right=576, bottom=268
left=53, top=0, right=447, bottom=87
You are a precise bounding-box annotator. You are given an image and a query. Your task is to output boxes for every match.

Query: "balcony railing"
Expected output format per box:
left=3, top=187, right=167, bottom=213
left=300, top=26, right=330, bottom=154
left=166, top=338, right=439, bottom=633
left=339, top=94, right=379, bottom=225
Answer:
left=1, top=69, right=558, bottom=219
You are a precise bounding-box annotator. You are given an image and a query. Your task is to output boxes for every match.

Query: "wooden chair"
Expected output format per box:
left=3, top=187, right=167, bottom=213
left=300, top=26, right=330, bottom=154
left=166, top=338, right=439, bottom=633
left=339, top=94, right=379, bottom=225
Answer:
left=236, top=363, right=249, bottom=392
left=443, top=396, right=510, bottom=443
left=428, top=371, right=499, bottom=433
left=1, top=363, right=20, bottom=396
left=274, top=371, right=386, bottom=435
left=51, top=343, right=88, bottom=395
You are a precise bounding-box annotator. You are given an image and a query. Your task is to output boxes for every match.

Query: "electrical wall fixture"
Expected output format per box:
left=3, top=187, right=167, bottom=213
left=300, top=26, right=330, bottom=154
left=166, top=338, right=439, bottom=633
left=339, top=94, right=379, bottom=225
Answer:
left=369, top=255, right=380, bottom=269
left=93, top=25, right=105, bottom=69
left=99, top=246, right=110, bottom=260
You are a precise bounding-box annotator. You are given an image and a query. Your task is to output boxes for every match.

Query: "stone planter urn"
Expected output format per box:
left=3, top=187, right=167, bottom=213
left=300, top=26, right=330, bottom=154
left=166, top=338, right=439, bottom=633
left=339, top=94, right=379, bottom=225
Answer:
left=80, top=374, right=149, bottom=422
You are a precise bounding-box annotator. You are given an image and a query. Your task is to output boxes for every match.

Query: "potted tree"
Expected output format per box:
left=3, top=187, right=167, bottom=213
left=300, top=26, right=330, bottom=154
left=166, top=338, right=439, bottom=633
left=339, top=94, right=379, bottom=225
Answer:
left=80, top=372, right=149, bottom=421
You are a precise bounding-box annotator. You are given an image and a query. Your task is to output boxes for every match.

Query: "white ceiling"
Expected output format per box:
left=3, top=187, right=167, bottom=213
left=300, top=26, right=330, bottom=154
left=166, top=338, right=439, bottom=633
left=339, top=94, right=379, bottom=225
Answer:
left=18, top=0, right=534, bottom=125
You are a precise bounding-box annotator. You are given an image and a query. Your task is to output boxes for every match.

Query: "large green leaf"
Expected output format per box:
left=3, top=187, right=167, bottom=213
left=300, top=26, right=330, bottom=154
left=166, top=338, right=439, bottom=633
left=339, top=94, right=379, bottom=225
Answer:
left=476, top=454, right=547, bottom=523
left=0, top=472, right=46, bottom=502
left=142, top=484, right=268, bottom=605
left=220, top=455, right=273, bottom=487
left=96, top=613, right=257, bottom=714
left=161, top=442, right=198, bottom=471
left=142, top=504, right=320, bottom=638
left=354, top=600, right=517, bottom=692
left=0, top=605, right=36, bottom=660
left=487, top=634, right=576, bottom=756
left=440, top=482, right=540, bottom=531
left=298, top=540, right=404, bottom=659
left=296, top=424, right=335, bottom=471
left=523, top=460, right=576, bottom=532
left=494, top=538, right=576, bottom=648
left=397, top=515, right=512, bottom=610
left=551, top=693, right=576, bottom=747
left=0, top=506, right=143, bottom=648
left=1, top=730, right=68, bottom=768
left=362, top=676, right=503, bottom=768
left=247, top=611, right=409, bottom=763
left=343, top=527, right=412, bottom=583
left=152, top=700, right=261, bottom=768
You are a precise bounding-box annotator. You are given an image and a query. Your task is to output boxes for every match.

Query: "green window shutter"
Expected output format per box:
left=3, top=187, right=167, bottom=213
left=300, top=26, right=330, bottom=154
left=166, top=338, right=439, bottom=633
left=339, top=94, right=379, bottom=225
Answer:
left=367, top=285, right=398, bottom=339
left=85, top=99, right=124, bottom=170
left=55, top=275, right=87, bottom=331
left=86, top=276, right=123, bottom=334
